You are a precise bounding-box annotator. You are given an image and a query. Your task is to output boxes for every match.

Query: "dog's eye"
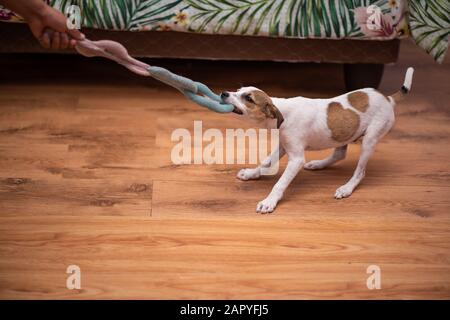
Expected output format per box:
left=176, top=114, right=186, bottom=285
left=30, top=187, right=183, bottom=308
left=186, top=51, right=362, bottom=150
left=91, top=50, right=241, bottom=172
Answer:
left=244, top=94, right=254, bottom=103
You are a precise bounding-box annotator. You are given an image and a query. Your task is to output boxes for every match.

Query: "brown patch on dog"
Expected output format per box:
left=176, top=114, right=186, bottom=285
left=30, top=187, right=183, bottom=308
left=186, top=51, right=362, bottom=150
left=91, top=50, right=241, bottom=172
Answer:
left=348, top=91, right=369, bottom=112
left=327, top=102, right=360, bottom=142
left=244, top=90, right=284, bottom=128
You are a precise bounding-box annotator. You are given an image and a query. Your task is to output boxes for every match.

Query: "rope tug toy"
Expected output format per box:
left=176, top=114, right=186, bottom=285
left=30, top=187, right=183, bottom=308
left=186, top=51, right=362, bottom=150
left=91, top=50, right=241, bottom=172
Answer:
left=75, top=39, right=234, bottom=113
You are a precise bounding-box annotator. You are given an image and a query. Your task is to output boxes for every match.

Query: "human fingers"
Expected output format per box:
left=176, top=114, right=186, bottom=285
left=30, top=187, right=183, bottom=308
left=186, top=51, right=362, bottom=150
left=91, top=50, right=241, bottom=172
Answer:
left=60, top=32, right=69, bottom=49
left=51, top=30, right=61, bottom=50
left=69, top=38, right=77, bottom=49
left=67, top=28, right=85, bottom=41
left=39, top=30, right=51, bottom=49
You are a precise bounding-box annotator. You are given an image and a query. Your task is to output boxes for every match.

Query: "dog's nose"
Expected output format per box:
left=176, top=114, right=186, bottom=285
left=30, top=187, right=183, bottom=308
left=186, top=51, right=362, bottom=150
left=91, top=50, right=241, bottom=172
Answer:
left=221, top=91, right=230, bottom=99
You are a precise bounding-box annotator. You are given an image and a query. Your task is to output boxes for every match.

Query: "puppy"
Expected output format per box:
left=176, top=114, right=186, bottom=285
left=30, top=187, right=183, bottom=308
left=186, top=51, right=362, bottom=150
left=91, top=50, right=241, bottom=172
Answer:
left=221, top=68, right=414, bottom=213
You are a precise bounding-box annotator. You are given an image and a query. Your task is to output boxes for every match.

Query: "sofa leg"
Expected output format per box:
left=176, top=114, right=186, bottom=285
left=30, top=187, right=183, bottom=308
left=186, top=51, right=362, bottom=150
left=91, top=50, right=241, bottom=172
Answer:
left=344, top=63, right=384, bottom=91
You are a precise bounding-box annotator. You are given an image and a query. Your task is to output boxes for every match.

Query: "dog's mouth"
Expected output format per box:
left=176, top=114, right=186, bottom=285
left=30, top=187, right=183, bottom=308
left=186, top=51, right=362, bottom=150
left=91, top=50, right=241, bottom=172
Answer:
left=232, top=106, right=243, bottom=115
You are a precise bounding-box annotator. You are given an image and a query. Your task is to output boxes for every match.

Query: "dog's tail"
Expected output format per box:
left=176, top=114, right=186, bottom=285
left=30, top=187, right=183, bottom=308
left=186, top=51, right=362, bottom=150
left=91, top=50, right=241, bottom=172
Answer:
left=389, top=67, right=414, bottom=104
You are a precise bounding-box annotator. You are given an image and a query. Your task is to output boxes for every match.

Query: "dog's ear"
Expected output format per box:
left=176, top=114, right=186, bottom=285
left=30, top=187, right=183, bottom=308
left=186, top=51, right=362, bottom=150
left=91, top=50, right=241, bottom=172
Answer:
left=261, top=103, right=277, bottom=119
left=262, top=103, right=284, bottom=128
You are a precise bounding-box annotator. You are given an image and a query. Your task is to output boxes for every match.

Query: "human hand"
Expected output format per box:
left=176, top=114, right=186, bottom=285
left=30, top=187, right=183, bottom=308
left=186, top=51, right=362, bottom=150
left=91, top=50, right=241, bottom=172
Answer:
left=27, top=5, right=85, bottom=49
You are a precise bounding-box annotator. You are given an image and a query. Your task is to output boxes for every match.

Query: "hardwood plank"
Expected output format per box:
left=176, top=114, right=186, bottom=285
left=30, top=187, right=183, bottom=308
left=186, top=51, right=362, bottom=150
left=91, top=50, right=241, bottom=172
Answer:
left=0, top=176, right=151, bottom=216
left=0, top=216, right=448, bottom=299
left=151, top=180, right=450, bottom=218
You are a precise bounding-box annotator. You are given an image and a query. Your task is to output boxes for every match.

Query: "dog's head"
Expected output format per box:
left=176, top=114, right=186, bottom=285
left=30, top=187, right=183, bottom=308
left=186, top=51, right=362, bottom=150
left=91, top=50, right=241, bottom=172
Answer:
left=221, top=87, right=284, bottom=128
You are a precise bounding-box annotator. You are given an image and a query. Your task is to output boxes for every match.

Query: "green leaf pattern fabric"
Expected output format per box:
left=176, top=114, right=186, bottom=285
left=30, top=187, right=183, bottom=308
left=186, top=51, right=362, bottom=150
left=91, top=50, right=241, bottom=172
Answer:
left=0, top=0, right=448, bottom=62
left=408, top=1, right=450, bottom=63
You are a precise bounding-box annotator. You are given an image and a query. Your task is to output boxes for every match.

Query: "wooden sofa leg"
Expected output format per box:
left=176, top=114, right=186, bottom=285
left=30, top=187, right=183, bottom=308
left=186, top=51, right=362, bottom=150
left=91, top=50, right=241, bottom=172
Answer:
left=344, top=63, right=384, bottom=91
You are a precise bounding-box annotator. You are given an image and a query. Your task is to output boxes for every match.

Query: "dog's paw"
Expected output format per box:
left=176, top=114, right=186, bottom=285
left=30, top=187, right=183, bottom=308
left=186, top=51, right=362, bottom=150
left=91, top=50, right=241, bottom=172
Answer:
left=256, top=197, right=278, bottom=214
left=237, top=168, right=260, bottom=181
left=304, top=160, right=327, bottom=170
left=334, top=185, right=353, bottom=199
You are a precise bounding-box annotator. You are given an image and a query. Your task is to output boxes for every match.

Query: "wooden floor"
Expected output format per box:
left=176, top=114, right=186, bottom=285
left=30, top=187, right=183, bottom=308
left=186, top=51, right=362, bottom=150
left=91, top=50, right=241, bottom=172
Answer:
left=0, top=39, right=449, bottom=299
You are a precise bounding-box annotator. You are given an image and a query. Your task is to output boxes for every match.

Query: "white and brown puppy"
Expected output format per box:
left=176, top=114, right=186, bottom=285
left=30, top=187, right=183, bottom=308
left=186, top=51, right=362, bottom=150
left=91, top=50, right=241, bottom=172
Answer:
left=221, top=67, right=414, bottom=213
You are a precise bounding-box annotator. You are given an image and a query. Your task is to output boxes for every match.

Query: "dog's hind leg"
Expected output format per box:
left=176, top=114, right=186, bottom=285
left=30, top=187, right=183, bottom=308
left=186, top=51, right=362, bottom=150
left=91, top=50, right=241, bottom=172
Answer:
left=304, top=145, right=348, bottom=170
left=334, top=123, right=391, bottom=199
left=334, top=138, right=374, bottom=199
left=237, top=145, right=285, bottom=181
left=335, top=110, right=394, bottom=199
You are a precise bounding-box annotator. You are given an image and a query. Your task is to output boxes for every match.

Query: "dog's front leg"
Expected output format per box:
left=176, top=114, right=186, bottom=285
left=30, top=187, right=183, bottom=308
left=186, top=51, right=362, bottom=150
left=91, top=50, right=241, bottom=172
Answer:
left=237, top=145, right=285, bottom=181
left=256, top=148, right=305, bottom=213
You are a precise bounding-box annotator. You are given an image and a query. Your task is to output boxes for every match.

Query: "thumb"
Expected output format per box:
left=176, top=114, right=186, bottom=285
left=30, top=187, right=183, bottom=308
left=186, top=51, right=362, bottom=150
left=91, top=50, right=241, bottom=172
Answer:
left=67, top=28, right=85, bottom=41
